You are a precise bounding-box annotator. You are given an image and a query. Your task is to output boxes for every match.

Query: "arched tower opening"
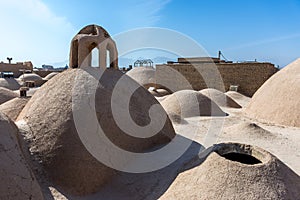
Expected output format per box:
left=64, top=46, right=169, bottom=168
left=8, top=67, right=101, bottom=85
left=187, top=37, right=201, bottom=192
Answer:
left=69, top=24, right=118, bottom=69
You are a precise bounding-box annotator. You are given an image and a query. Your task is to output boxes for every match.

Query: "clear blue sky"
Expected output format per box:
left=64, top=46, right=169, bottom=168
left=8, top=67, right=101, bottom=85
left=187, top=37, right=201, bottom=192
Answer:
left=0, top=0, right=299, bottom=68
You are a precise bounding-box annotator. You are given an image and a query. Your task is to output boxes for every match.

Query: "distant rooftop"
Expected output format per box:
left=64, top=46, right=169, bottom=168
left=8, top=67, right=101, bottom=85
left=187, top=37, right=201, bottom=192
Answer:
left=166, top=57, right=272, bottom=65
left=167, top=57, right=232, bottom=64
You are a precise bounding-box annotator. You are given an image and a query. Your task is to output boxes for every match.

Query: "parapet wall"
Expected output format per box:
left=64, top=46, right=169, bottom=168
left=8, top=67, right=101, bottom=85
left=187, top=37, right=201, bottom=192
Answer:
left=156, top=62, right=278, bottom=97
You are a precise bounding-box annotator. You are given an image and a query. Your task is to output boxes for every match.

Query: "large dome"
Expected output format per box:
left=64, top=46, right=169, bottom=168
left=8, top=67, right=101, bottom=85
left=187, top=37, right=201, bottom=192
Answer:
left=0, top=112, right=44, bottom=199
left=17, top=68, right=176, bottom=195
left=245, top=59, right=300, bottom=127
left=161, top=90, right=226, bottom=118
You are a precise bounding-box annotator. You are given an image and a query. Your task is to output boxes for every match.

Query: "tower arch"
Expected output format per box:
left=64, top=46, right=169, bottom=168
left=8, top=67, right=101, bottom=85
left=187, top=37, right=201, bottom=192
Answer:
left=69, top=24, right=118, bottom=69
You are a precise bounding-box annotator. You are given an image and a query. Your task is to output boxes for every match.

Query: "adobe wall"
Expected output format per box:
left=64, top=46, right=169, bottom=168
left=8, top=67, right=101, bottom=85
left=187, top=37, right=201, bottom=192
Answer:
left=218, top=62, right=278, bottom=96
left=156, top=62, right=278, bottom=97
left=0, top=62, right=33, bottom=78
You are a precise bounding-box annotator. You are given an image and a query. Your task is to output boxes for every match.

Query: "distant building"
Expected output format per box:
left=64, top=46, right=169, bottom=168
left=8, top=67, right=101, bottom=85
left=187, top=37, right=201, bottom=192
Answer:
left=42, top=64, right=54, bottom=70
left=156, top=57, right=278, bottom=97
left=120, top=65, right=133, bottom=73
left=0, top=61, right=33, bottom=78
left=32, top=64, right=67, bottom=78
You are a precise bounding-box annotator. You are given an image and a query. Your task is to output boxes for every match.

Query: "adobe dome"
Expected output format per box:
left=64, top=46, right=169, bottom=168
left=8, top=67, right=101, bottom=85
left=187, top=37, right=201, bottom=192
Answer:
left=126, top=67, right=156, bottom=88
left=17, top=68, right=176, bottom=195
left=0, top=112, right=44, bottom=199
left=0, top=78, right=21, bottom=90
left=43, top=72, right=59, bottom=80
left=225, top=91, right=251, bottom=108
left=149, top=88, right=170, bottom=97
left=0, top=97, right=29, bottom=121
left=161, top=143, right=300, bottom=200
left=245, top=59, right=300, bottom=127
left=161, top=90, right=226, bottom=118
left=18, top=73, right=45, bottom=87
left=200, top=88, right=241, bottom=108
left=0, top=87, right=18, bottom=104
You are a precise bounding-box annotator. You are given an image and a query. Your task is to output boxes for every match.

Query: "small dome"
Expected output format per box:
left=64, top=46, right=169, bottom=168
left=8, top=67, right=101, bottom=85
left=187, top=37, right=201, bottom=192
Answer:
left=225, top=91, right=251, bottom=108
left=200, top=88, right=241, bottom=108
left=18, top=73, right=42, bottom=81
left=43, top=72, right=59, bottom=80
left=0, top=78, right=21, bottom=90
left=18, top=73, right=45, bottom=87
left=149, top=88, right=170, bottom=97
left=127, top=67, right=156, bottom=88
left=161, top=90, right=226, bottom=118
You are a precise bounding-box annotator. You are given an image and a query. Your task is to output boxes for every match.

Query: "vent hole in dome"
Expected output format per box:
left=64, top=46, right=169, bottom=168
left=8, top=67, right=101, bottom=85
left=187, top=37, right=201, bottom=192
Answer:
left=221, top=152, right=262, bottom=165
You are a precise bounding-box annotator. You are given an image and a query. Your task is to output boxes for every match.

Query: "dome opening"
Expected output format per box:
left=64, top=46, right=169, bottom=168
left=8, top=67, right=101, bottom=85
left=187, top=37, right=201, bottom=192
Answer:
left=220, top=152, right=262, bottom=165
left=213, top=143, right=268, bottom=165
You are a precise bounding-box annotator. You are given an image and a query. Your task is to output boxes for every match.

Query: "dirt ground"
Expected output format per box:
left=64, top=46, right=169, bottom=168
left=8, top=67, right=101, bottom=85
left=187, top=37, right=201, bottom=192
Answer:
left=43, top=105, right=300, bottom=199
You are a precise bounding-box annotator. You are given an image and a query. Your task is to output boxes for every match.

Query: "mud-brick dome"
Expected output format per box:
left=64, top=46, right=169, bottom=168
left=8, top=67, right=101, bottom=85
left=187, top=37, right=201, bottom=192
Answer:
left=0, top=87, right=18, bottom=104
left=0, top=97, right=29, bottom=121
left=200, top=88, right=241, bottom=108
left=0, top=112, right=44, bottom=199
left=18, top=73, right=45, bottom=87
left=126, top=66, right=156, bottom=88
left=0, top=78, right=21, bottom=90
left=161, top=143, right=300, bottom=200
left=43, top=72, right=59, bottom=80
left=245, top=58, right=300, bottom=127
left=17, top=68, right=176, bottom=195
left=161, top=90, right=226, bottom=118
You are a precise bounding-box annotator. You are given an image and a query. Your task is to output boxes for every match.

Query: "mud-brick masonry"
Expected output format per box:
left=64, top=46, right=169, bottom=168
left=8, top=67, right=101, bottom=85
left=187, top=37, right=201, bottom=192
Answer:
left=156, top=57, right=278, bottom=97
